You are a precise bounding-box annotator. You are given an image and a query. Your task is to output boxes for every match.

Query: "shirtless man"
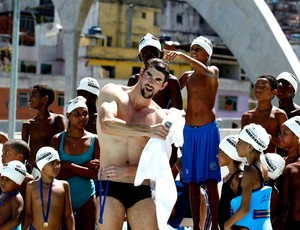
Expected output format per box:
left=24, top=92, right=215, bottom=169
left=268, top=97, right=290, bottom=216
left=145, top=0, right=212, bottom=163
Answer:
left=127, top=33, right=182, bottom=169
left=97, top=58, right=171, bottom=229
left=241, top=74, right=287, bottom=154
left=164, top=36, right=221, bottom=230
left=22, top=84, right=66, bottom=177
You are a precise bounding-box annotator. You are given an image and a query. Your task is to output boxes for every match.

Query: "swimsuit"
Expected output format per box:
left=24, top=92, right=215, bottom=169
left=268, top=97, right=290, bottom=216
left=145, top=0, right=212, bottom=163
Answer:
left=218, top=170, right=242, bottom=230
left=182, top=121, right=221, bottom=184
left=102, top=181, right=151, bottom=209
left=59, top=132, right=96, bottom=212
left=231, top=164, right=272, bottom=230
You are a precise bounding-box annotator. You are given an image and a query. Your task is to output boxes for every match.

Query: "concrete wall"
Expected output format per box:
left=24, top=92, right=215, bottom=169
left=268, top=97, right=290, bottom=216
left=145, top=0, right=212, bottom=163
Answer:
left=185, top=0, right=300, bottom=104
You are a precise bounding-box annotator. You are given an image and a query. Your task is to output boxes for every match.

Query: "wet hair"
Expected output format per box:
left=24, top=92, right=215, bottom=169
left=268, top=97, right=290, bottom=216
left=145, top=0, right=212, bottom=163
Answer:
left=33, top=84, right=55, bottom=106
left=5, top=139, right=30, bottom=162
left=258, top=74, right=278, bottom=91
left=143, top=58, right=170, bottom=82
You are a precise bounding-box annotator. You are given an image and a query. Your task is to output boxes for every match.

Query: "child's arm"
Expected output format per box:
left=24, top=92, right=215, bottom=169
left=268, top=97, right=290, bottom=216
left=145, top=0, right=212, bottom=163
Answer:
left=224, top=168, right=254, bottom=230
left=21, top=122, right=30, bottom=143
left=278, top=166, right=290, bottom=229
left=55, top=114, right=67, bottom=133
left=22, top=182, right=34, bottom=230
left=63, top=136, right=100, bottom=179
left=163, top=49, right=219, bottom=78
left=0, top=194, right=23, bottom=230
left=62, top=181, right=75, bottom=230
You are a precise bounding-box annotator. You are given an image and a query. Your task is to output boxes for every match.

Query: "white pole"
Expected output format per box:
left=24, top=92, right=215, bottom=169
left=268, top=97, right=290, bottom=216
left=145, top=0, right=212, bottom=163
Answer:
left=8, top=0, right=20, bottom=139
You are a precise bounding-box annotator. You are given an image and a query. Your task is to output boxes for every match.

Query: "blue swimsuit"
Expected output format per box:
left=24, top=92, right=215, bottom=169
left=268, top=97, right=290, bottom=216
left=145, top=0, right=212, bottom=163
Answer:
left=59, top=132, right=96, bottom=212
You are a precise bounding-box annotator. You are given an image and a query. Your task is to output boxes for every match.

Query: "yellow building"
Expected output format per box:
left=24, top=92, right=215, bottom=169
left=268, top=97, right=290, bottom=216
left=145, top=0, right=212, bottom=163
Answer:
left=84, top=0, right=192, bottom=80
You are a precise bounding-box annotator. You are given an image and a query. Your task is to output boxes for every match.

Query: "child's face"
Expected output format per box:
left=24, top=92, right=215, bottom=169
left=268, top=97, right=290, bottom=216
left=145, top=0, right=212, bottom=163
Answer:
left=236, top=139, right=251, bottom=158
left=28, top=88, right=45, bottom=109
left=0, top=176, right=18, bottom=193
left=42, top=160, right=61, bottom=177
left=1, top=144, right=21, bottom=165
left=67, top=107, right=89, bottom=129
left=217, top=149, right=231, bottom=167
left=279, top=125, right=299, bottom=150
left=254, top=78, right=276, bottom=101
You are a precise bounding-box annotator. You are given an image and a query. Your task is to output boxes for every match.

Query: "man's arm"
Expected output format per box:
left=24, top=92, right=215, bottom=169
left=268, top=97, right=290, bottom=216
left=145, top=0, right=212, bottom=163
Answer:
left=98, top=83, right=169, bottom=139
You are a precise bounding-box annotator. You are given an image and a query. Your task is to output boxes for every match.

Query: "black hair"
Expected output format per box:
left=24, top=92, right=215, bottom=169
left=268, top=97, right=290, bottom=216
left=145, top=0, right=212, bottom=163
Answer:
left=258, top=74, right=278, bottom=91
left=143, top=58, right=170, bottom=82
left=33, top=84, right=55, bottom=106
left=5, top=139, right=30, bottom=161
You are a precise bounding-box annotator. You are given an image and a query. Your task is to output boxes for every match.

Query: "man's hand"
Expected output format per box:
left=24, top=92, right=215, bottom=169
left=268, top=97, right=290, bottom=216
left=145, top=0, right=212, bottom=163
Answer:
left=149, top=123, right=171, bottom=139
left=102, top=164, right=135, bottom=179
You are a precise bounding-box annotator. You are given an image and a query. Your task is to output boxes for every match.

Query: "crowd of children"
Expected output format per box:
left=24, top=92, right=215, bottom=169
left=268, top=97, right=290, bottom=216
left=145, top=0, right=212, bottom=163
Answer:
left=1, top=34, right=300, bottom=230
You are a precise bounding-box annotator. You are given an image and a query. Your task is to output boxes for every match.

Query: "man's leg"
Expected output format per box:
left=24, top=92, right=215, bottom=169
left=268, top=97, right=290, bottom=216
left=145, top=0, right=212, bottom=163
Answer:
left=126, top=198, right=158, bottom=230
left=189, top=182, right=201, bottom=230
left=205, top=179, right=219, bottom=230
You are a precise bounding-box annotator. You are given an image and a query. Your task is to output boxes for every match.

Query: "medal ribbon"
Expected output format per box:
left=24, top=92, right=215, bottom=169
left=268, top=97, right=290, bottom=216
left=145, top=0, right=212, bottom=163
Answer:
left=0, top=190, right=18, bottom=206
left=39, top=179, right=53, bottom=226
left=99, top=171, right=110, bottom=224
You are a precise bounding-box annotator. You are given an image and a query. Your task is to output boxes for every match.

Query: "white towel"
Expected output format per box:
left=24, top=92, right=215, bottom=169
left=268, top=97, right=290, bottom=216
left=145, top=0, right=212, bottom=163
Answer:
left=134, top=108, right=185, bottom=230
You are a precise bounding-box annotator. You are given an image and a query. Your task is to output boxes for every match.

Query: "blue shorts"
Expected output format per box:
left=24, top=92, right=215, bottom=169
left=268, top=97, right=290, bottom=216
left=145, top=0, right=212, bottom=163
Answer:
left=182, top=121, right=221, bottom=184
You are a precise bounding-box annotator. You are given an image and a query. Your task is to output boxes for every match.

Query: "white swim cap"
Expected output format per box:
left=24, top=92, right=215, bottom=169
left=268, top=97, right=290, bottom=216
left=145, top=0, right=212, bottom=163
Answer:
left=138, top=33, right=161, bottom=53
left=239, top=123, right=270, bottom=153
left=219, top=135, right=244, bottom=162
left=260, top=153, right=285, bottom=180
left=277, top=72, right=298, bottom=93
left=36, top=147, right=60, bottom=171
left=283, top=116, right=300, bottom=139
left=1, top=160, right=26, bottom=185
left=77, top=77, right=100, bottom=97
left=66, top=96, right=88, bottom=114
left=191, top=36, right=213, bottom=57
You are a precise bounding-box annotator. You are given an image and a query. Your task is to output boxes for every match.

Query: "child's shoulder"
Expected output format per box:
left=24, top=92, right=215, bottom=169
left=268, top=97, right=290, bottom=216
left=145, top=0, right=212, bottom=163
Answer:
left=23, top=117, right=36, bottom=125
left=272, top=106, right=286, bottom=114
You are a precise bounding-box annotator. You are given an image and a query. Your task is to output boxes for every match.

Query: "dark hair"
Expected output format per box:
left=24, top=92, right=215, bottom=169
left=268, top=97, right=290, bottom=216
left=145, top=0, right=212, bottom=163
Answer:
left=258, top=74, right=278, bottom=91
left=5, top=139, right=30, bottom=161
left=143, top=58, right=170, bottom=82
left=33, top=84, right=55, bottom=106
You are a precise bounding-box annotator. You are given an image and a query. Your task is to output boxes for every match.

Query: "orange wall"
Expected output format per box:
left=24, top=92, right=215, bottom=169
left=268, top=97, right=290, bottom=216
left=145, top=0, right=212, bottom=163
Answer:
left=0, top=88, right=64, bottom=120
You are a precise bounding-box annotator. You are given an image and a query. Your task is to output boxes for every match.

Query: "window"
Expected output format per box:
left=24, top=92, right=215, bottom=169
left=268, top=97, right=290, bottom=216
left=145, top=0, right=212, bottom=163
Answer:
left=58, top=94, right=64, bottom=107
left=107, top=36, right=112, bottom=47
left=41, top=64, right=52, bottom=74
left=177, top=14, right=183, bottom=24
left=142, top=12, right=146, bottom=19
left=19, top=92, right=29, bottom=107
left=102, top=66, right=115, bottom=78
left=218, top=95, right=238, bottom=111
left=20, top=61, right=36, bottom=73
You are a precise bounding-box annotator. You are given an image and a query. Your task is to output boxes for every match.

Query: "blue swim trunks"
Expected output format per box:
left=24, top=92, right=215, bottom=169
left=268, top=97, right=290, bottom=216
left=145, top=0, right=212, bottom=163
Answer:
left=182, top=121, right=221, bottom=184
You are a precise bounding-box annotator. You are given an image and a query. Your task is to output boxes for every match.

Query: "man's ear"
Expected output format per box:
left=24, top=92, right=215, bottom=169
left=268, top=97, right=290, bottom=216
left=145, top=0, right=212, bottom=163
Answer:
left=160, top=81, right=168, bottom=91
left=271, top=89, right=278, bottom=99
left=139, top=68, right=144, bottom=80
